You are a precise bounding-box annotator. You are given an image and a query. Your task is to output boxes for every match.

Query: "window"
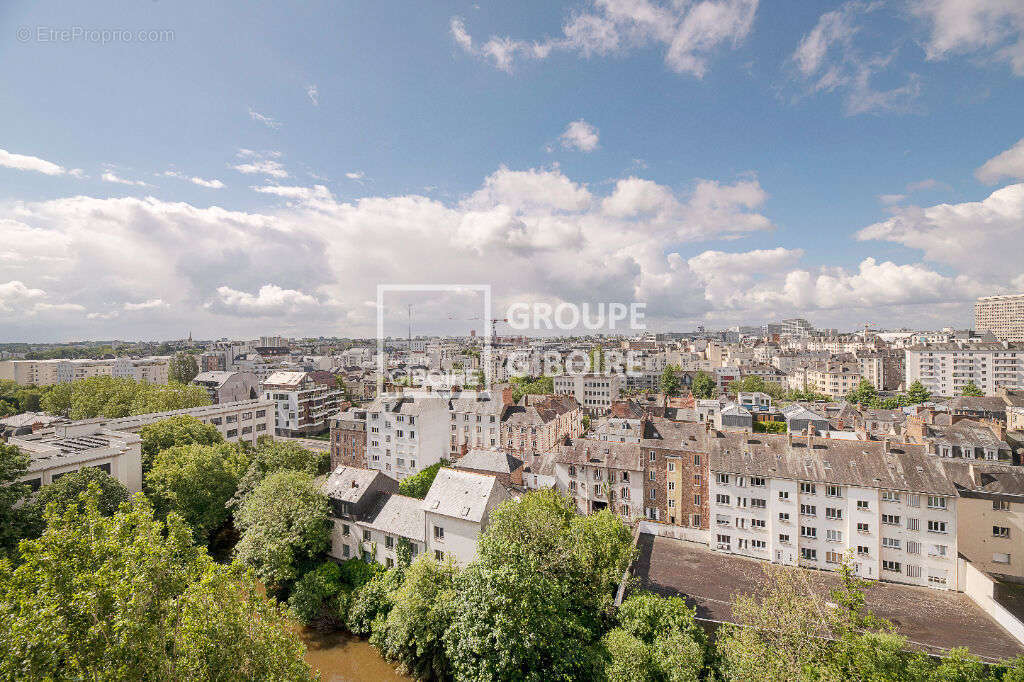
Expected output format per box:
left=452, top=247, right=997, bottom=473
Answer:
left=882, top=560, right=901, bottom=572
left=826, top=529, right=842, bottom=542
left=649, top=471, right=655, bottom=482
left=668, top=499, right=676, bottom=508
left=751, top=539, right=767, bottom=550
left=882, top=514, right=900, bottom=526
left=779, top=534, right=790, bottom=543
left=226, top=429, right=237, bottom=438
left=433, top=526, right=445, bottom=540
left=908, top=494, right=920, bottom=508
left=255, top=409, right=266, bottom=418
left=928, top=572, right=947, bottom=585
left=994, top=500, right=1011, bottom=511
left=800, top=504, right=816, bottom=517
left=906, top=518, right=919, bottom=532
left=568, top=465, right=576, bottom=477
left=927, top=520, right=947, bottom=534
left=857, top=500, right=869, bottom=510
left=857, top=522, right=870, bottom=533
left=751, top=477, right=766, bottom=487
left=751, top=518, right=766, bottom=529
left=800, top=482, right=816, bottom=495
left=881, top=490, right=900, bottom=503
left=826, top=551, right=843, bottom=564
left=96, top=462, right=111, bottom=474
left=385, top=536, right=394, bottom=549
left=691, top=514, right=701, bottom=526
left=694, top=494, right=701, bottom=506
left=694, top=454, right=701, bottom=465
left=882, top=537, right=900, bottom=549
left=930, top=544, right=948, bottom=558
left=25, top=478, right=41, bottom=491
left=778, top=490, right=790, bottom=500
left=993, top=526, right=1010, bottom=539
left=435, top=550, right=444, bottom=561
left=779, top=512, right=790, bottom=522
left=800, top=526, right=817, bottom=538
left=717, top=473, right=730, bottom=485
left=716, top=494, right=730, bottom=505
left=906, top=541, right=920, bottom=555
left=905, top=564, right=922, bottom=578
left=362, top=529, right=371, bottom=541
left=857, top=546, right=870, bottom=556
left=993, top=553, right=1011, bottom=564
left=927, top=496, right=947, bottom=510
left=342, top=544, right=350, bottom=558
left=825, top=507, right=842, bottom=520
left=667, top=481, right=675, bottom=492
left=800, top=548, right=817, bottom=561
left=342, top=524, right=350, bottom=536
left=693, top=474, right=702, bottom=486
left=667, top=462, right=675, bottom=473
left=649, top=489, right=656, bottom=500
left=825, top=485, right=842, bottom=498
left=570, top=481, right=577, bottom=493
left=386, top=557, right=394, bottom=568
left=750, top=498, right=766, bottom=509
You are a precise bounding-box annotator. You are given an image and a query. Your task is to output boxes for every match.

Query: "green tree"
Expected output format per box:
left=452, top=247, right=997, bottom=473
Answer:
left=232, top=439, right=330, bottom=505
left=130, top=381, right=210, bottom=414
left=32, top=465, right=129, bottom=518
left=961, top=381, right=985, bottom=397
left=0, top=489, right=314, bottom=681
left=234, top=470, right=332, bottom=590
left=378, top=555, right=460, bottom=679
left=0, top=443, right=35, bottom=559
left=146, top=443, right=251, bottom=543
left=509, top=375, right=555, bottom=402
left=691, top=371, right=716, bottom=399
left=139, top=414, right=225, bottom=474
left=288, top=560, right=345, bottom=626
left=660, top=365, right=682, bottom=396
left=846, top=378, right=878, bottom=405
left=398, top=460, right=450, bottom=499
left=603, top=591, right=706, bottom=682
left=346, top=567, right=405, bottom=637
left=169, top=350, right=200, bottom=384
left=906, top=380, right=932, bottom=405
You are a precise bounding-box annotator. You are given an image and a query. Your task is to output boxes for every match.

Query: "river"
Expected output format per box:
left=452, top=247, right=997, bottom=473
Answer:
left=299, top=628, right=412, bottom=682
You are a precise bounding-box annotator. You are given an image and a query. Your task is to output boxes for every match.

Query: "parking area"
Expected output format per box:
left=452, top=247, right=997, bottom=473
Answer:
left=633, top=533, right=1024, bottom=662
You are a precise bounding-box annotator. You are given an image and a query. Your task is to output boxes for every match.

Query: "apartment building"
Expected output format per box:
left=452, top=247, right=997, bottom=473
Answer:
left=364, top=392, right=449, bottom=481
left=792, top=361, right=861, bottom=399
left=422, top=468, right=511, bottom=564
left=904, top=413, right=1014, bottom=462
left=89, top=398, right=274, bottom=445
left=501, top=393, right=583, bottom=456
left=329, top=407, right=368, bottom=469
left=190, top=371, right=258, bottom=404
left=553, top=373, right=623, bottom=416
left=975, top=294, right=1024, bottom=343
left=262, top=371, right=344, bottom=436
left=642, top=419, right=711, bottom=527
left=447, top=390, right=507, bottom=457
left=708, top=433, right=959, bottom=590
left=12, top=424, right=143, bottom=493
left=941, top=461, right=1024, bottom=580
left=554, top=439, right=646, bottom=521
left=905, top=342, right=1024, bottom=397
left=0, top=356, right=170, bottom=386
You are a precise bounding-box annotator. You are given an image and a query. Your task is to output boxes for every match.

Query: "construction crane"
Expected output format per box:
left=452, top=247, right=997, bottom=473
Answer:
left=490, top=318, right=507, bottom=343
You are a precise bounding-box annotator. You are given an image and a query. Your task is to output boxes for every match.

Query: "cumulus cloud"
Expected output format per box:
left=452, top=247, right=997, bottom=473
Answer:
left=791, top=2, right=921, bottom=115
left=451, top=0, right=758, bottom=77
left=856, top=183, right=1024, bottom=282
left=911, top=0, right=1024, bottom=75
left=0, top=281, right=47, bottom=311
left=560, top=119, right=600, bottom=152
left=976, top=137, right=1024, bottom=183
left=0, top=148, right=66, bottom=176
left=210, top=284, right=320, bottom=316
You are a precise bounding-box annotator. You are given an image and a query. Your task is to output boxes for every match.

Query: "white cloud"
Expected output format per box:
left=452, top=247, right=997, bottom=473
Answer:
left=911, top=0, right=1024, bottom=75
left=345, top=171, right=365, bottom=180
left=248, top=107, right=281, bottom=128
left=560, top=119, right=600, bottom=152
left=0, top=148, right=66, bottom=175
left=164, top=170, right=225, bottom=189
left=252, top=184, right=333, bottom=202
left=210, top=284, right=320, bottom=316
left=976, top=137, right=1024, bottom=183
left=451, top=0, right=758, bottom=77
left=879, top=193, right=907, bottom=205
left=856, top=183, right=1024, bottom=281
left=101, top=171, right=150, bottom=187
left=0, top=281, right=47, bottom=311
left=123, top=298, right=166, bottom=311
left=231, top=151, right=288, bottom=179
left=306, top=84, right=319, bottom=106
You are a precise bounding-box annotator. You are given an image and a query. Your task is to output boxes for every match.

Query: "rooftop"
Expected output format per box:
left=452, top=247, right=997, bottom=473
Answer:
left=422, top=468, right=505, bottom=522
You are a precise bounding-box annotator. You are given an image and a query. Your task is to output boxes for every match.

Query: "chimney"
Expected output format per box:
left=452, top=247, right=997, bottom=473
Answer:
left=883, top=439, right=890, bottom=454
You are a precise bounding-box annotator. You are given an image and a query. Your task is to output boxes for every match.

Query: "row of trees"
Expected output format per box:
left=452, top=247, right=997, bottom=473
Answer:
left=0, top=380, right=45, bottom=417
left=40, top=375, right=211, bottom=419
left=846, top=378, right=934, bottom=409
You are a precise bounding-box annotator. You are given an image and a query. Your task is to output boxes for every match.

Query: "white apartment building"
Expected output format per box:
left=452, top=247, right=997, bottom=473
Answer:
left=553, top=439, right=646, bottom=521
left=975, top=294, right=1024, bottom=343
left=365, top=392, right=449, bottom=481
left=84, top=398, right=275, bottom=445
left=262, top=371, right=344, bottom=436
left=325, top=466, right=509, bottom=567
left=708, top=433, right=959, bottom=590
left=905, top=343, right=1024, bottom=397
left=0, top=356, right=170, bottom=386
left=12, top=424, right=143, bottom=493
left=447, top=390, right=506, bottom=457
left=554, top=374, right=623, bottom=416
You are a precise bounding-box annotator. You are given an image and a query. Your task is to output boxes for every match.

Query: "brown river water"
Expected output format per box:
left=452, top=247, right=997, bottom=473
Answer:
left=298, top=628, right=412, bottom=682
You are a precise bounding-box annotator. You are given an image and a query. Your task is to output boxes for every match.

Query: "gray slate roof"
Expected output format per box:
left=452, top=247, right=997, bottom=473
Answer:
left=322, top=466, right=387, bottom=504
left=456, top=448, right=524, bottom=474
left=361, top=493, right=425, bottom=541
left=422, top=468, right=504, bottom=522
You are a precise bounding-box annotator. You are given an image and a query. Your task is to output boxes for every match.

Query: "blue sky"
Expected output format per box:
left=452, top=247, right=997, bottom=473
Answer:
left=1, top=0, right=1023, bottom=341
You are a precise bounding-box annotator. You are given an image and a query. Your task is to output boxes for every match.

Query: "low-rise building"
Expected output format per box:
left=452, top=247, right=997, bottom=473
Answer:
left=329, top=407, right=368, bottom=469
left=453, top=448, right=524, bottom=489
left=501, top=393, right=583, bottom=455
left=191, top=371, right=258, bottom=404
left=423, top=468, right=511, bottom=564
left=11, top=424, right=143, bottom=493
left=554, top=438, right=645, bottom=521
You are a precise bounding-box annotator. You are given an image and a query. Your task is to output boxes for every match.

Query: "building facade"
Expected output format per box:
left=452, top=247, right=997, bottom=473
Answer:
left=12, top=424, right=143, bottom=493
left=262, top=371, right=344, bottom=436
left=905, top=343, right=1024, bottom=397
left=364, top=392, right=449, bottom=481
left=975, top=294, right=1024, bottom=343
